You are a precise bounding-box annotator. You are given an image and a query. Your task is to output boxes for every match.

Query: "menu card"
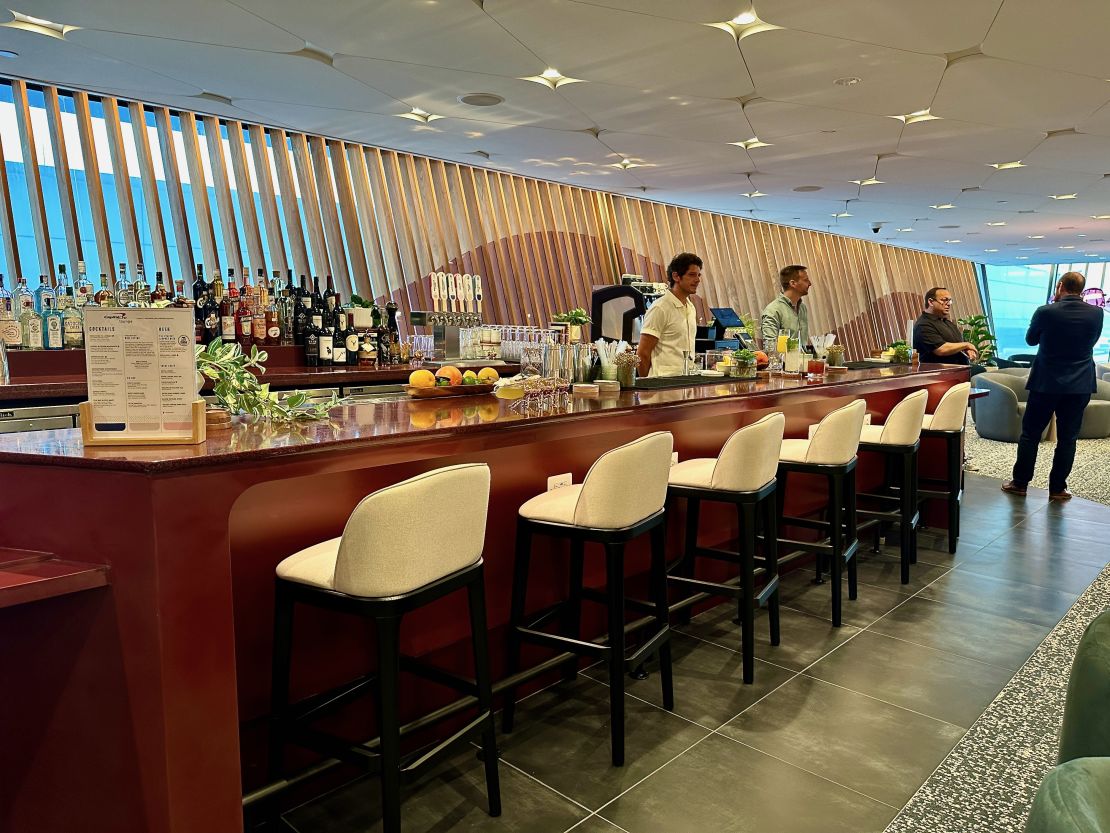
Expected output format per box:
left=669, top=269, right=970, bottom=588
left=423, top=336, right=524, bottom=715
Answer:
left=83, top=307, right=199, bottom=441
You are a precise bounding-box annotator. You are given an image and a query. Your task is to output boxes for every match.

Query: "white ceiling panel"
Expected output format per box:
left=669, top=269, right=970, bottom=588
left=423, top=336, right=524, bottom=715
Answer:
left=932, top=55, right=1110, bottom=132
left=1020, top=132, right=1110, bottom=174
left=67, top=30, right=395, bottom=111
left=11, top=1, right=303, bottom=51
left=981, top=166, right=1103, bottom=198
left=758, top=0, right=1001, bottom=54
left=984, top=0, right=1110, bottom=81
left=559, top=83, right=753, bottom=144
left=0, top=27, right=201, bottom=97
left=741, top=29, right=946, bottom=116
left=949, top=188, right=1049, bottom=212
left=757, top=149, right=877, bottom=181
left=876, top=154, right=990, bottom=189
left=334, top=56, right=594, bottom=130
left=569, top=1, right=752, bottom=24
left=746, top=173, right=861, bottom=201
left=896, top=119, right=1046, bottom=166
left=233, top=0, right=539, bottom=76
left=742, top=99, right=897, bottom=140
left=486, top=0, right=754, bottom=99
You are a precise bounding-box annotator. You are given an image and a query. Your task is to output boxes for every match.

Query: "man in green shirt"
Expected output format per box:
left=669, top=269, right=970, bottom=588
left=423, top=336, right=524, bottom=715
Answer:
left=761, top=264, right=811, bottom=350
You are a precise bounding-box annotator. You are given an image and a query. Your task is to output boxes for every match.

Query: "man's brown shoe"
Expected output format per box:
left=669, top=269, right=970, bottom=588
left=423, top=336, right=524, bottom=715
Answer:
left=1001, top=481, right=1028, bottom=496
left=1049, top=490, right=1073, bottom=502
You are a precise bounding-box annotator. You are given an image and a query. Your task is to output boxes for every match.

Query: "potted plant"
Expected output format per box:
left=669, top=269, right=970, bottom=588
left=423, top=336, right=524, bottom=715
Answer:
left=732, top=348, right=758, bottom=379
left=888, top=340, right=912, bottom=365
left=958, top=314, right=998, bottom=368
left=552, top=308, right=591, bottom=343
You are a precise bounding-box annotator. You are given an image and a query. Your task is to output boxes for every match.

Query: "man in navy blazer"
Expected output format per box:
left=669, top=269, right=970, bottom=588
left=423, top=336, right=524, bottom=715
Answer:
left=1002, top=271, right=1104, bottom=500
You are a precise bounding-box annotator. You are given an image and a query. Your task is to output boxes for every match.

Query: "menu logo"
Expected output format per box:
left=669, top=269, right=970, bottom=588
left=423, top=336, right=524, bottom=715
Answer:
left=0, top=410, right=13, bottom=418
left=102, top=312, right=128, bottom=320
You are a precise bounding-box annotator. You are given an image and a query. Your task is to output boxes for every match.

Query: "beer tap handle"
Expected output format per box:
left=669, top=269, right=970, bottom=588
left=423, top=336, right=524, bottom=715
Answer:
left=430, top=272, right=442, bottom=313
left=474, top=275, right=483, bottom=318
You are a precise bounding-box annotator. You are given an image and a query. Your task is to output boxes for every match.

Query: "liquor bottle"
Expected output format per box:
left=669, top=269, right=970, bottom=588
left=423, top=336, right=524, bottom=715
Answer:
left=235, top=288, right=253, bottom=352
left=15, top=277, right=33, bottom=317
left=211, top=268, right=225, bottom=303
left=94, top=273, right=118, bottom=307
left=133, top=263, right=152, bottom=307
left=240, top=266, right=254, bottom=315
left=385, top=299, right=400, bottom=341
left=54, top=265, right=71, bottom=310
left=342, top=312, right=360, bottom=367
left=173, top=279, right=186, bottom=305
left=279, top=271, right=295, bottom=346
left=42, top=303, right=64, bottom=350
left=165, top=273, right=176, bottom=303
left=151, top=271, right=169, bottom=305
left=258, top=269, right=270, bottom=309
left=292, top=281, right=307, bottom=345
left=303, top=313, right=320, bottom=367
left=75, top=260, right=93, bottom=308
left=116, top=263, right=134, bottom=307
left=297, top=274, right=310, bottom=309
left=330, top=296, right=347, bottom=366
left=33, top=274, right=55, bottom=313
left=202, top=291, right=220, bottom=344
left=374, top=306, right=390, bottom=366
left=0, top=275, right=22, bottom=349
left=62, top=300, right=84, bottom=349
left=219, top=279, right=236, bottom=344
left=20, top=303, right=43, bottom=349
left=227, top=268, right=239, bottom=302
left=318, top=301, right=334, bottom=365
left=324, top=274, right=337, bottom=313
left=264, top=284, right=280, bottom=346
left=311, top=275, right=324, bottom=313
left=192, top=263, right=207, bottom=304
left=388, top=329, right=401, bottom=366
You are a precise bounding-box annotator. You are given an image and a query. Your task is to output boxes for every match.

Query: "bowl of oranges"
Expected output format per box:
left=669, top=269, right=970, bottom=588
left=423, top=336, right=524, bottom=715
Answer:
left=405, top=365, right=500, bottom=398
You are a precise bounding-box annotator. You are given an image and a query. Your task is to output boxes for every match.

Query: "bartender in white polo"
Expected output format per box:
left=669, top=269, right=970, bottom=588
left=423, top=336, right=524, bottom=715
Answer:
left=636, top=252, right=701, bottom=377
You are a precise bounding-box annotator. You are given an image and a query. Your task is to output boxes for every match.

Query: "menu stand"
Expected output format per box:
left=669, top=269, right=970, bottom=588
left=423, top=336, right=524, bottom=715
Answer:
left=79, top=399, right=207, bottom=446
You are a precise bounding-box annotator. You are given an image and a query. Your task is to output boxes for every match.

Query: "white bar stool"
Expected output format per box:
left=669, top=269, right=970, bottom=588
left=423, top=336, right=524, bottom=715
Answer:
left=502, top=431, right=675, bottom=767
left=852, top=389, right=929, bottom=583
left=776, top=399, right=868, bottom=627
left=268, top=464, right=500, bottom=833
left=666, top=412, right=786, bottom=684
left=919, top=382, right=972, bottom=553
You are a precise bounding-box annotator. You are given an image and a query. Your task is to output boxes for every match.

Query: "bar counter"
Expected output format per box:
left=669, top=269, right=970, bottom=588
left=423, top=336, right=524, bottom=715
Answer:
left=0, top=364, right=968, bottom=833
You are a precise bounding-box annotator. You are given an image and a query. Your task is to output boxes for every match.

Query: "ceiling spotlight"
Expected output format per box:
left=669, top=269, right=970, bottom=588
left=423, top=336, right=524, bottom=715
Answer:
left=1049, top=193, right=1078, bottom=200
left=834, top=76, right=862, bottom=87
left=1027, top=235, right=1045, bottom=239
left=742, top=191, right=767, bottom=198
left=984, top=248, right=999, bottom=252
left=988, top=160, right=1025, bottom=170
left=521, top=68, right=584, bottom=89
left=396, top=107, right=442, bottom=123
left=831, top=212, right=852, bottom=218
left=731, top=11, right=757, bottom=24
left=986, top=221, right=1007, bottom=226
left=1016, top=256, right=1029, bottom=259
left=729, top=137, right=773, bottom=150
left=611, top=158, right=642, bottom=170
left=897, top=228, right=914, bottom=232
left=930, top=204, right=955, bottom=210
left=1059, top=245, right=1076, bottom=249
left=891, top=108, right=940, bottom=124
left=707, top=13, right=781, bottom=39
left=850, top=178, right=884, bottom=186
left=944, top=239, right=962, bottom=243
left=1091, top=215, right=1110, bottom=220
left=3, top=10, right=75, bottom=38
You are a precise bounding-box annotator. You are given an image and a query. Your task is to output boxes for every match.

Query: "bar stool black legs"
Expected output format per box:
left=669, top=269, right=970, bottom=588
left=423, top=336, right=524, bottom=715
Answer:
left=857, top=442, right=921, bottom=584
left=920, top=428, right=963, bottom=554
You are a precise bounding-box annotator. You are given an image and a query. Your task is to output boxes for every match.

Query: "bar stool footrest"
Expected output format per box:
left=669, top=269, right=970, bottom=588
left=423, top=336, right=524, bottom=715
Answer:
left=625, top=625, right=670, bottom=669
left=516, top=626, right=610, bottom=657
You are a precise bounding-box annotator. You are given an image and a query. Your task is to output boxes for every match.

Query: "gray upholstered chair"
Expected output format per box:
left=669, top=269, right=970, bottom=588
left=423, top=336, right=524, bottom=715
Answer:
left=1097, top=363, right=1110, bottom=382
left=974, top=371, right=1110, bottom=441
left=1083, top=380, right=1110, bottom=439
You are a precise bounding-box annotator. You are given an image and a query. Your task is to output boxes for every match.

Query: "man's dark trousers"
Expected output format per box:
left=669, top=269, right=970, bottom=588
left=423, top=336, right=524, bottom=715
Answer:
left=1013, top=392, right=1091, bottom=493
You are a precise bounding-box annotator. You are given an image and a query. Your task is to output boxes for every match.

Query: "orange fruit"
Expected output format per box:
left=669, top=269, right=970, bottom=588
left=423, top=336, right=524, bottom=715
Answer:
left=477, top=367, right=499, bottom=383
left=435, top=366, right=463, bottom=386
left=409, top=369, right=436, bottom=388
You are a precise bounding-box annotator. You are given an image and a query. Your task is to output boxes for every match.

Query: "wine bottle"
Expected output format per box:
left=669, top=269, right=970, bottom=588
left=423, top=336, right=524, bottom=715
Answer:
left=303, top=314, right=320, bottom=367
left=235, top=288, right=253, bottom=352
left=324, top=274, right=337, bottom=313
left=192, top=263, right=207, bottom=303
left=343, top=311, right=360, bottom=367
left=318, top=302, right=334, bottom=365
left=202, top=291, right=220, bottom=344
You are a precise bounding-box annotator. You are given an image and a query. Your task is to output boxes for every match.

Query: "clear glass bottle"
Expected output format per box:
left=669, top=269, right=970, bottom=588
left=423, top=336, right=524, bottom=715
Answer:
left=20, top=304, right=43, bottom=349
left=75, top=260, right=93, bottom=308
left=0, top=274, right=22, bottom=349
left=94, top=273, right=118, bottom=307
left=54, top=264, right=71, bottom=310
left=116, top=263, right=134, bottom=307
left=62, top=301, right=84, bottom=348
left=42, top=302, right=64, bottom=350
left=133, top=263, right=152, bottom=307
left=0, top=273, right=12, bottom=317
left=15, top=277, right=34, bottom=317
left=151, top=271, right=169, bottom=305
left=33, top=274, right=55, bottom=313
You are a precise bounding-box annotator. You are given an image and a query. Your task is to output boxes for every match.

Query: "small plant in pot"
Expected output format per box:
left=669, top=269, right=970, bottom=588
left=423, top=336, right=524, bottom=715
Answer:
left=732, top=348, right=758, bottom=379
left=888, top=340, right=912, bottom=365
left=552, top=308, right=591, bottom=342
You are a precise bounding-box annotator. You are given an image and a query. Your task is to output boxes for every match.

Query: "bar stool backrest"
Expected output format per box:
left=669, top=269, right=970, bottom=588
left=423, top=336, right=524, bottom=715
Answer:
left=879, top=389, right=928, bottom=446
left=806, top=399, right=867, bottom=465
left=712, top=412, right=786, bottom=492
left=929, top=382, right=971, bottom=432
left=334, top=463, right=491, bottom=597
left=574, top=431, right=673, bottom=529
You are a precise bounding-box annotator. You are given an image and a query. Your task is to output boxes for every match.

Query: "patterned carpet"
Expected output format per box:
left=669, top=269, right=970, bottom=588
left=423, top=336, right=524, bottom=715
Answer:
left=965, top=420, right=1110, bottom=506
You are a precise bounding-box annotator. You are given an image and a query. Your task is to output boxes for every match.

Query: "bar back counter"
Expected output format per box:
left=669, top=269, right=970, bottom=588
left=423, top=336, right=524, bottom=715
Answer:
left=0, top=364, right=967, bottom=833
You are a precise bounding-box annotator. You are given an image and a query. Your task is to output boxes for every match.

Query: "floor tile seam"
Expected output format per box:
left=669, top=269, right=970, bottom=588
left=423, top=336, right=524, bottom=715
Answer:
left=786, top=671, right=978, bottom=731
left=564, top=813, right=633, bottom=833
left=493, top=751, right=599, bottom=815
left=956, top=545, right=1110, bottom=571
left=854, top=627, right=1027, bottom=674
left=591, top=732, right=719, bottom=818
left=913, top=589, right=1075, bottom=629
left=950, top=562, right=1091, bottom=598
left=669, top=626, right=833, bottom=675
left=705, top=729, right=903, bottom=811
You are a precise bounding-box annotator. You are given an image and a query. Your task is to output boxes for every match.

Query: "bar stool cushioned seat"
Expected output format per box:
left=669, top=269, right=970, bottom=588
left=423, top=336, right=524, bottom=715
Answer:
left=504, top=431, right=675, bottom=767
left=667, top=412, right=785, bottom=684
left=270, top=464, right=500, bottom=833
left=919, top=382, right=971, bottom=554
left=776, top=399, right=867, bottom=627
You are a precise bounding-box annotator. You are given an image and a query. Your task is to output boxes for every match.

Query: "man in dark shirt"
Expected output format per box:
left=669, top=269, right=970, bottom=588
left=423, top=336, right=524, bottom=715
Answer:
left=912, top=287, right=978, bottom=365
left=1002, top=271, right=1105, bottom=501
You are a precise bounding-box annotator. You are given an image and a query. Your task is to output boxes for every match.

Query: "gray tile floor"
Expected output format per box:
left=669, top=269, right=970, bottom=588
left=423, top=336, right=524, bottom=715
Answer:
left=281, top=473, right=1110, bottom=833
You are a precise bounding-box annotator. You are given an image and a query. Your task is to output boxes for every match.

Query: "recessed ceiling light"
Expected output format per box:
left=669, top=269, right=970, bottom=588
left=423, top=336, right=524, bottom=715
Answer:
left=0, top=49, right=17, bottom=59
left=458, top=92, right=504, bottom=107
left=930, top=204, right=955, bottom=210
left=984, top=248, right=999, bottom=252
left=1016, top=256, right=1029, bottom=259
left=891, top=108, right=939, bottom=124
left=897, top=227, right=914, bottom=232
left=988, top=160, right=1025, bottom=169
left=3, top=10, right=75, bottom=38
left=1059, top=245, right=1076, bottom=249
left=396, top=107, right=442, bottom=123
left=731, top=11, right=757, bottom=24
left=831, top=212, right=852, bottom=218
left=834, top=76, right=862, bottom=86
left=521, top=68, right=584, bottom=89
left=986, top=221, right=1007, bottom=226
left=1027, top=235, right=1045, bottom=239
left=793, top=185, right=822, bottom=192
left=944, top=239, right=962, bottom=243
left=1049, top=193, right=1078, bottom=200
left=1078, top=233, right=1088, bottom=237
left=742, top=191, right=767, bottom=198
left=707, top=14, right=781, bottom=39
left=729, top=137, right=773, bottom=150
left=850, top=178, right=883, bottom=186
left=939, top=224, right=960, bottom=229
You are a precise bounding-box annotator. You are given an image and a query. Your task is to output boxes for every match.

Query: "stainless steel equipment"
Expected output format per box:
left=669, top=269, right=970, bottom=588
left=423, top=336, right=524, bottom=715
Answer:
left=0, top=403, right=81, bottom=433
left=409, top=310, right=482, bottom=359
left=342, top=383, right=407, bottom=403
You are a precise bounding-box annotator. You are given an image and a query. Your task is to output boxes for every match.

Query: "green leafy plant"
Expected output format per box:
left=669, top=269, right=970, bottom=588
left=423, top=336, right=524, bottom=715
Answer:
left=349, top=294, right=374, bottom=309
left=552, top=308, right=592, bottom=325
left=958, top=314, right=998, bottom=365
left=887, top=340, right=912, bottom=363
left=733, top=348, right=757, bottom=366
left=196, top=340, right=340, bottom=423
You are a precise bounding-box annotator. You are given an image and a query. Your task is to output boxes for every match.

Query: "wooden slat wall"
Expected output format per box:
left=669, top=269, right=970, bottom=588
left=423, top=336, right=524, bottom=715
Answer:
left=0, top=75, right=979, bottom=352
